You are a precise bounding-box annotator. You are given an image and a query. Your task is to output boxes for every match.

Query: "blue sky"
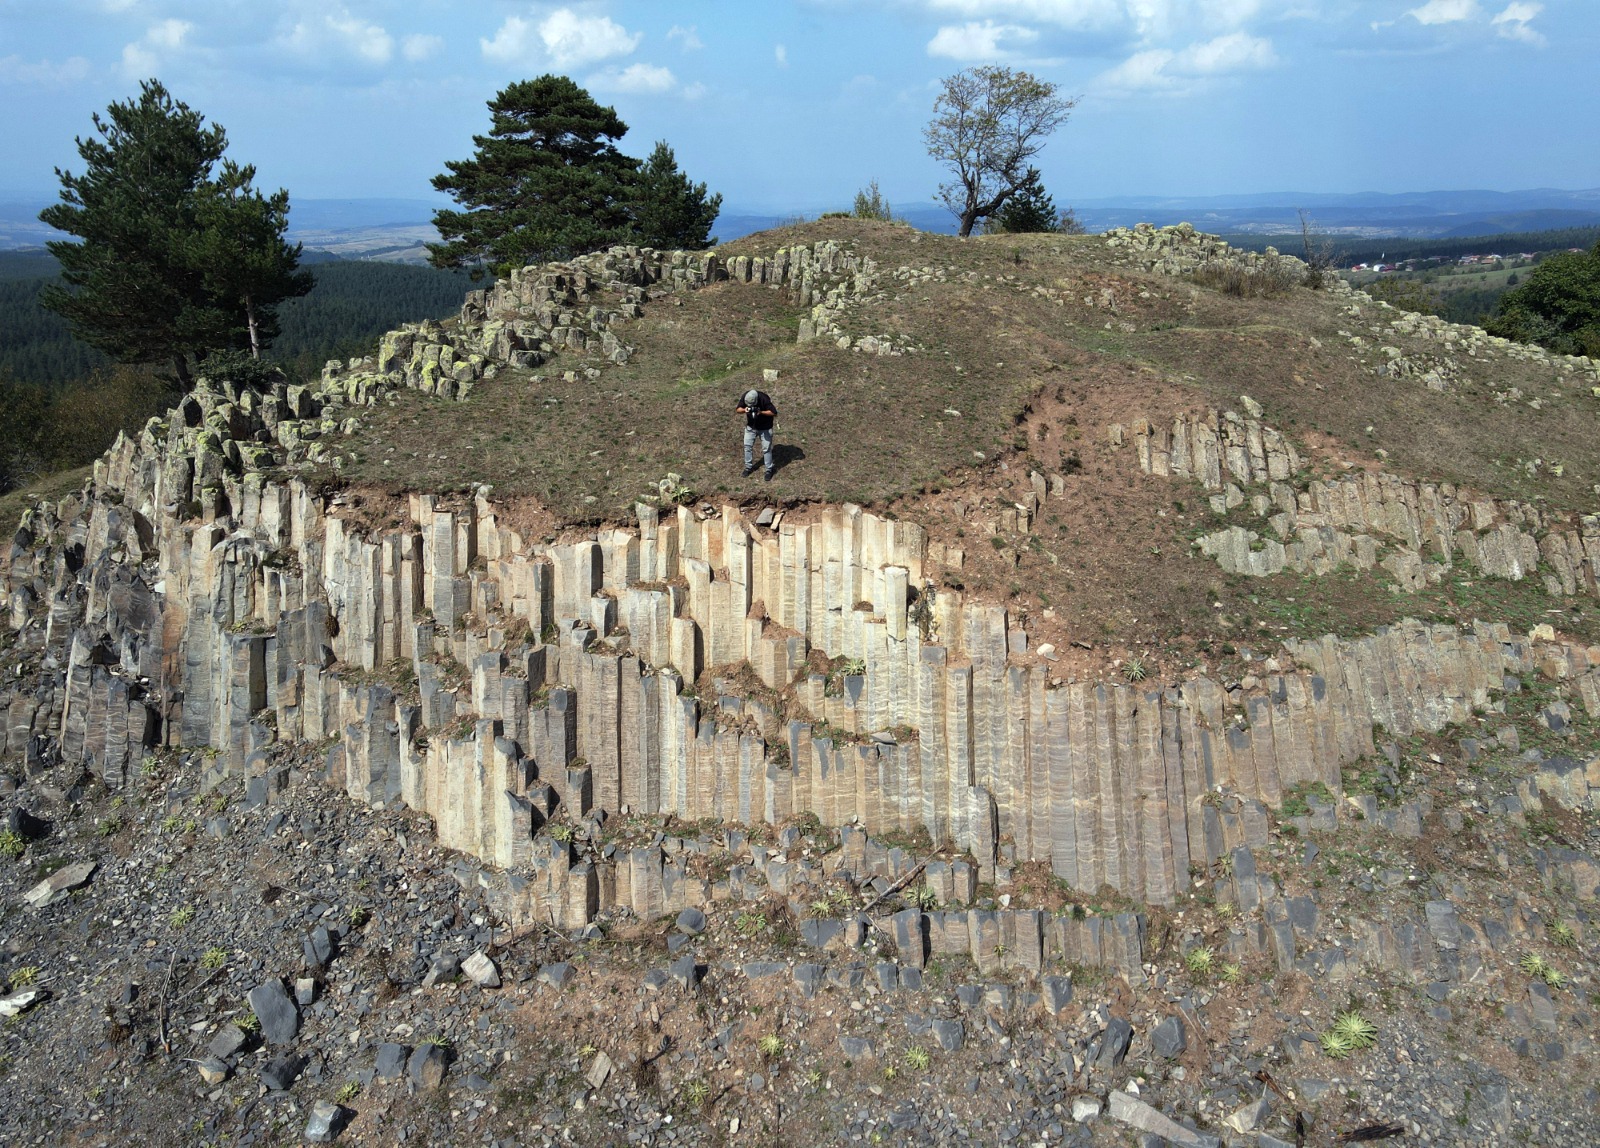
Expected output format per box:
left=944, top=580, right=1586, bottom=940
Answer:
left=1, top=1, right=1594, bottom=211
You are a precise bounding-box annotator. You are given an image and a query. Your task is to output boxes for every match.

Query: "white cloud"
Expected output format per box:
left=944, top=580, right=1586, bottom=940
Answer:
left=594, top=62, right=676, bottom=94
left=538, top=9, right=640, bottom=67
left=0, top=54, right=93, bottom=85
left=281, top=8, right=393, bottom=65
left=481, top=16, right=536, bottom=63
left=1492, top=1, right=1545, bottom=44
left=927, top=20, right=1041, bottom=59
left=775, top=43, right=789, bottom=67
left=1406, top=0, right=1480, bottom=24
left=483, top=7, right=640, bottom=68
left=667, top=25, right=704, bottom=52
left=1097, top=30, right=1275, bottom=91
left=121, top=18, right=191, bottom=78
left=587, top=61, right=705, bottom=99
left=1098, top=46, right=1175, bottom=90
left=922, top=0, right=1122, bottom=29
left=1182, top=29, right=1275, bottom=72
left=402, top=34, right=444, bottom=62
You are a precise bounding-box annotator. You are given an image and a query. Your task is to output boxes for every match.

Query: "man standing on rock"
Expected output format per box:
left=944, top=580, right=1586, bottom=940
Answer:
left=737, top=387, right=778, bottom=481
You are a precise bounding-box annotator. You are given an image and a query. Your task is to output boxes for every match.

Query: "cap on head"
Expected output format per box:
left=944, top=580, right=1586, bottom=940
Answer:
left=744, top=390, right=761, bottom=406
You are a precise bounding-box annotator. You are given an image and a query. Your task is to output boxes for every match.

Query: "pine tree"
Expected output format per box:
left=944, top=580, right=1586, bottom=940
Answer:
left=429, top=76, right=639, bottom=277
left=629, top=141, right=721, bottom=251
left=990, top=168, right=1061, bottom=234
left=185, top=160, right=313, bottom=359
left=38, top=80, right=309, bottom=388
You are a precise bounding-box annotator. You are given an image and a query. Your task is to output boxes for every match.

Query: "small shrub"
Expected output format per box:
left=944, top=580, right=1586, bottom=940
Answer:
left=1319, top=1028, right=1354, bottom=1059
left=1184, top=945, right=1215, bottom=976
left=1124, top=657, right=1148, bottom=683
left=335, top=1080, right=361, bottom=1104
left=735, top=912, right=768, bottom=939
left=1549, top=920, right=1577, bottom=948
left=9, top=966, right=41, bottom=988
left=908, top=885, right=940, bottom=912
left=238, top=1012, right=261, bottom=1034
left=96, top=815, right=124, bottom=838
left=0, top=830, right=25, bottom=860
left=1219, top=961, right=1244, bottom=984
left=348, top=905, right=370, bottom=929
left=903, top=1045, right=931, bottom=1071
left=1520, top=952, right=1551, bottom=980
left=1330, top=1010, right=1377, bottom=1050
left=548, top=822, right=577, bottom=844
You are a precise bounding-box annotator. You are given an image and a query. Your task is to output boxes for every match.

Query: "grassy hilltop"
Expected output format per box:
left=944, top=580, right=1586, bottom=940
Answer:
left=327, top=218, right=1600, bottom=668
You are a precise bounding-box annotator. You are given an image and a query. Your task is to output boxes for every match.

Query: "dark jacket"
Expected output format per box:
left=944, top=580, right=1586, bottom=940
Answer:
left=738, top=390, right=777, bottom=432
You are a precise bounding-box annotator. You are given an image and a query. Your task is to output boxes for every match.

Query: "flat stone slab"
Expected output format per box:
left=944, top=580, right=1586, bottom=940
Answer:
left=23, top=861, right=96, bottom=908
left=247, top=980, right=299, bottom=1045
left=1108, top=1090, right=1220, bottom=1148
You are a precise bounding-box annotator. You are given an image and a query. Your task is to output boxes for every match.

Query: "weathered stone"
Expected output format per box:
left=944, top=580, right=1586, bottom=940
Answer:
left=1041, top=974, right=1073, bottom=1013
left=304, top=1100, right=348, bottom=1143
left=1107, top=1090, right=1221, bottom=1148
left=668, top=954, right=701, bottom=990
left=261, top=1052, right=307, bottom=1091
left=209, top=1025, right=250, bottom=1059
left=674, top=906, right=707, bottom=936
left=23, top=861, right=96, bottom=909
left=408, top=1042, right=449, bottom=1089
left=537, top=962, right=575, bottom=989
left=1152, top=1015, right=1187, bottom=1058
left=586, top=1050, right=614, bottom=1089
left=931, top=1018, right=965, bottom=1051
left=1096, top=1017, right=1133, bottom=1069
left=247, top=980, right=299, bottom=1045
left=462, top=950, right=500, bottom=988
left=374, top=1042, right=409, bottom=1079
left=421, top=952, right=460, bottom=987
left=194, top=1057, right=230, bottom=1085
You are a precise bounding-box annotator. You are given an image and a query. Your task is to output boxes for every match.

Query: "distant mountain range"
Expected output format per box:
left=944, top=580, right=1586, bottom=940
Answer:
left=3, top=187, right=1597, bottom=260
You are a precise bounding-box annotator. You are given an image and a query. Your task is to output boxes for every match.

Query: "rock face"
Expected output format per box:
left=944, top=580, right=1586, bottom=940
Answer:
left=4, top=362, right=1599, bottom=953
left=1128, top=403, right=1600, bottom=599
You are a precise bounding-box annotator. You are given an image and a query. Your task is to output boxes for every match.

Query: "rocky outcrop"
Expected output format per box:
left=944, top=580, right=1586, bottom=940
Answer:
left=1127, top=403, right=1600, bottom=597
left=316, top=239, right=913, bottom=406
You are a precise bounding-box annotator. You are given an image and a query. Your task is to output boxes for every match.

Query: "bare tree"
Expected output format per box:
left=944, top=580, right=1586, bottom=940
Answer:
left=1298, top=208, right=1336, bottom=288
left=924, top=66, right=1076, bottom=238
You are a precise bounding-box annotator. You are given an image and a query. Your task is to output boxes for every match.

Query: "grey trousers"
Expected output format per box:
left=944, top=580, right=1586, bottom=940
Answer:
left=743, top=426, right=773, bottom=471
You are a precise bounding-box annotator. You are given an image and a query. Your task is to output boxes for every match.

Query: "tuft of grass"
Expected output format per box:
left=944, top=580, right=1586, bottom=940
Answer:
left=735, top=912, right=768, bottom=939
left=903, top=1045, right=931, bottom=1071
left=757, top=1033, right=784, bottom=1060
left=1520, top=952, right=1551, bottom=980
left=680, top=1078, right=711, bottom=1109
left=200, top=947, right=228, bottom=970
left=908, top=885, right=940, bottom=912
left=335, top=1081, right=361, bottom=1104
left=9, top=966, right=41, bottom=988
left=1124, top=657, right=1148, bottom=683
left=237, top=1012, right=261, bottom=1034
left=0, top=830, right=25, bottom=860
left=96, top=815, right=124, bottom=838
left=169, top=905, right=196, bottom=929
left=548, top=822, right=577, bottom=844
left=1219, top=961, right=1244, bottom=984
left=1549, top=920, right=1577, bottom=948
left=1184, top=945, right=1215, bottom=976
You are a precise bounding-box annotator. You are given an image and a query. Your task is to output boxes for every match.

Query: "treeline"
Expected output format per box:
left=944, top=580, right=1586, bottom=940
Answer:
left=0, top=254, right=478, bottom=495
left=1225, top=225, right=1600, bottom=266
left=0, top=252, right=476, bottom=387
left=0, top=365, right=175, bottom=494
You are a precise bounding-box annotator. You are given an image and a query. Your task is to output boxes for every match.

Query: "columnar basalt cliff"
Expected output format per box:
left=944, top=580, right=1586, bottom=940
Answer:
left=7, top=362, right=1598, bottom=958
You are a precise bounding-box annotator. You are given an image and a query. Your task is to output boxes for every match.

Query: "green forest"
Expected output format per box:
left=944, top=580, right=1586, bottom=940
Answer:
left=0, top=252, right=476, bottom=386
left=0, top=252, right=476, bottom=495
